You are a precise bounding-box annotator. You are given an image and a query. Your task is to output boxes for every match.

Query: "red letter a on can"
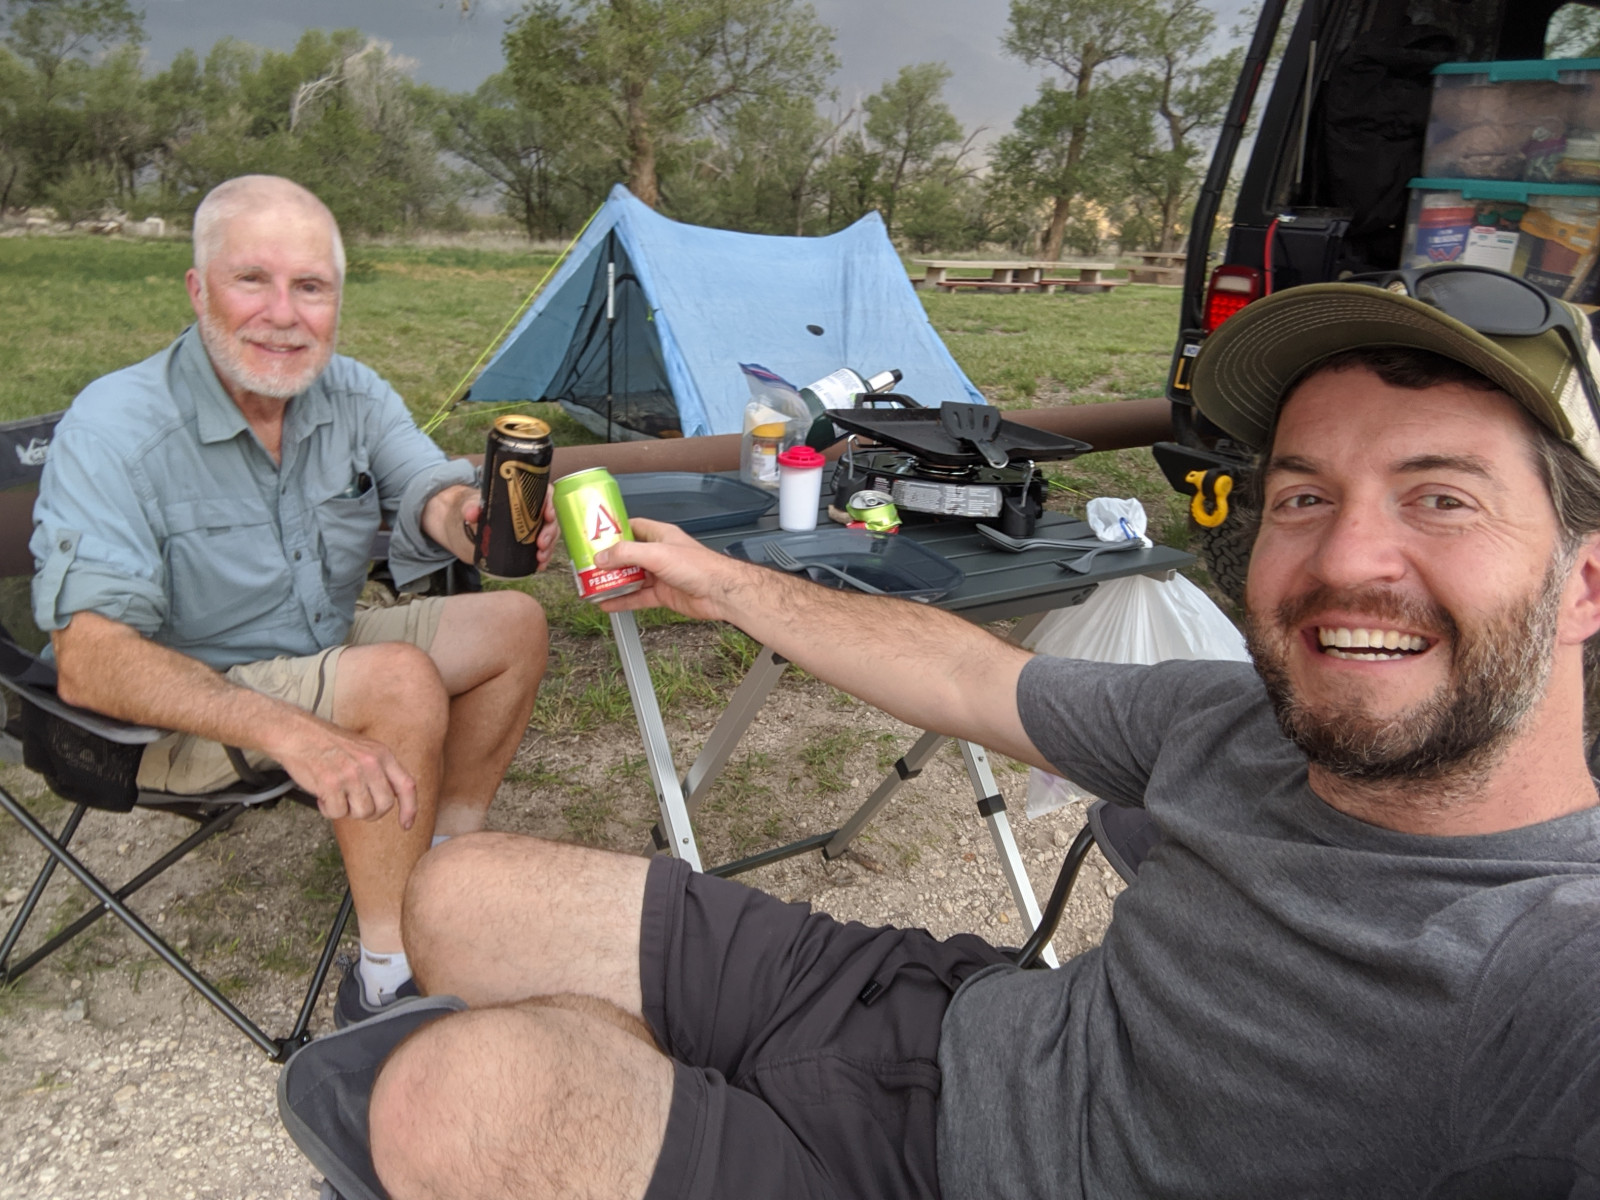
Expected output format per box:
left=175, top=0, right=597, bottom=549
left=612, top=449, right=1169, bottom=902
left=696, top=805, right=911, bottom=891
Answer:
left=590, top=504, right=622, bottom=540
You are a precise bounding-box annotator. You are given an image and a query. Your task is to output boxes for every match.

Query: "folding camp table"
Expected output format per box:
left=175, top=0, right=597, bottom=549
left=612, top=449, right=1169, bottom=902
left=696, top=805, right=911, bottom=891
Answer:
left=607, top=502, right=1193, bottom=968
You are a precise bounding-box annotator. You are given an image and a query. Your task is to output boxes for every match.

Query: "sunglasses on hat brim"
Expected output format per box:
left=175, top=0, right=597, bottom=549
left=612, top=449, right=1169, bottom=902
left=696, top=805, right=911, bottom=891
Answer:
left=1345, top=264, right=1600, bottom=434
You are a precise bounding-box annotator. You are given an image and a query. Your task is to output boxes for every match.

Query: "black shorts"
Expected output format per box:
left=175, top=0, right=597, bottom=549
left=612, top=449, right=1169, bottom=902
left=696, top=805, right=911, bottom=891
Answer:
left=638, top=855, right=1011, bottom=1200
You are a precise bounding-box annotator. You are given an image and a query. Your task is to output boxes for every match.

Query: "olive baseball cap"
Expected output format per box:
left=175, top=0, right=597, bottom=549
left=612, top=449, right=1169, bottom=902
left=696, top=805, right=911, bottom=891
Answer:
left=1189, top=281, right=1600, bottom=468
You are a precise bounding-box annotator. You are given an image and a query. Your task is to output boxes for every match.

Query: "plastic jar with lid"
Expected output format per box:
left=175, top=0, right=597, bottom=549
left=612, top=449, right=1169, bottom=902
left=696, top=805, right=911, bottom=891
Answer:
left=742, top=421, right=786, bottom=489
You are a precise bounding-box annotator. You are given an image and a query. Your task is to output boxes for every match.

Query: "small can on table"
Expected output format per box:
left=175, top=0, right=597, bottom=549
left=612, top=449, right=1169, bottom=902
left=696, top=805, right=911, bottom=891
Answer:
left=475, top=415, right=554, bottom=578
left=553, top=467, right=647, bottom=602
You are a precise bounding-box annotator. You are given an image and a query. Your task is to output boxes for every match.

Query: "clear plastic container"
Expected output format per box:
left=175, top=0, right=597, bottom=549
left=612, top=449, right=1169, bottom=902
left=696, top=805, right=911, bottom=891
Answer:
left=741, top=419, right=787, bottom=490
left=1401, top=176, right=1600, bottom=302
left=1424, top=58, right=1600, bottom=183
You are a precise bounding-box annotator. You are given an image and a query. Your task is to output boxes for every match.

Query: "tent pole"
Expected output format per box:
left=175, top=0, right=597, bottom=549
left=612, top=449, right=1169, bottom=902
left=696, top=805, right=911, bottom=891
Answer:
left=605, top=240, right=616, bottom=444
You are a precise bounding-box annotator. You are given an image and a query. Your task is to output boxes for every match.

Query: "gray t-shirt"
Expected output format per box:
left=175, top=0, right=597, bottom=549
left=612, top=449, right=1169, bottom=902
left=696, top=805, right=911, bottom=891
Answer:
left=937, top=656, right=1600, bottom=1199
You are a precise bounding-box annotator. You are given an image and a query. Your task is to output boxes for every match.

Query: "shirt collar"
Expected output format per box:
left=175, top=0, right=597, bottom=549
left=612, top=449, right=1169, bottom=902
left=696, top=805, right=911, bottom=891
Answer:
left=173, top=325, right=335, bottom=446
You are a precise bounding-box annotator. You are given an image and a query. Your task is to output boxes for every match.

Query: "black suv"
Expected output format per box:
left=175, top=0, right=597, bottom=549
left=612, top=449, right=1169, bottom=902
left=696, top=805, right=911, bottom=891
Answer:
left=1153, top=0, right=1600, bottom=600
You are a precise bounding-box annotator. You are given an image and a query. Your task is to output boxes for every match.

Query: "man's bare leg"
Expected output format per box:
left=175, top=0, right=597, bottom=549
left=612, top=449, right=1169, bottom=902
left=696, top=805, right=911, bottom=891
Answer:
left=403, top=834, right=649, bottom=1014
left=423, top=591, right=547, bottom=837
left=330, top=642, right=449, bottom=954
left=369, top=995, right=673, bottom=1200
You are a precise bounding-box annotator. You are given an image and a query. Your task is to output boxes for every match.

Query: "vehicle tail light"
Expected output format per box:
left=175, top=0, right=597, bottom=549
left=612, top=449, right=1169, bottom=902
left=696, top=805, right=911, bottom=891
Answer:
left=1202, top=265, right=1264, bottom=332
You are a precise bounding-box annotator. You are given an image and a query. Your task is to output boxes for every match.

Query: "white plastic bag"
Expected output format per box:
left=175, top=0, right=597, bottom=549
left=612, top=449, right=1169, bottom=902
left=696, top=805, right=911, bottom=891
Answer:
left=1022, top=571, right=1249, bottom=816
left=1085, top=496, right=1152, bottom=546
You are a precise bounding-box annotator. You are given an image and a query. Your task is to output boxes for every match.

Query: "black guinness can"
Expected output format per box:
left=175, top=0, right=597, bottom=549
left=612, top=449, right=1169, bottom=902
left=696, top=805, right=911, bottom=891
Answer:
left=474, top=415, right=553, bottom=577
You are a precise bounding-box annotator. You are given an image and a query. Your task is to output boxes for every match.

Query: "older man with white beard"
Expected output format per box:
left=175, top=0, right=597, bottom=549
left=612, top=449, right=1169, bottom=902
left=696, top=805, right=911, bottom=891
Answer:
left=298, top=269, right=1600, bottom=1200
left=30, top=175, right=555, bottom=1028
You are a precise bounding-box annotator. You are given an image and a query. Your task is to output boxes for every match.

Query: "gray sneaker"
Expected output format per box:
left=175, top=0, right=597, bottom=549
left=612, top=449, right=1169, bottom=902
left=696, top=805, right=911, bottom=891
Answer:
left=332, top=962, right=420, bottom=1029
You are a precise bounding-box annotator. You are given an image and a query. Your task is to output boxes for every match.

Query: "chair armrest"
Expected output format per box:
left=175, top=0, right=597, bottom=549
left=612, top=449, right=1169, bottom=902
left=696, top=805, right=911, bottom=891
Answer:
left=0, top=634, right=164, bottom=746
left=0, top=676, right=165, bottom=745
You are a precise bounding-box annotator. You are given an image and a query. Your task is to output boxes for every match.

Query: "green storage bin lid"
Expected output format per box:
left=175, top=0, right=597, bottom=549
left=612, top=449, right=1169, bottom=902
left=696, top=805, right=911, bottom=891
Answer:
left=1433, top=58, right=1600, bottom=81
left=1409, top=177, right=1600, bottom=201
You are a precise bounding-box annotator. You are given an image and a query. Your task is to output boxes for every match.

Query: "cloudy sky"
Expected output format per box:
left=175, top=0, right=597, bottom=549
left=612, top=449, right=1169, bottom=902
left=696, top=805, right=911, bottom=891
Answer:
left=136, top=0, right=1253, bottom=145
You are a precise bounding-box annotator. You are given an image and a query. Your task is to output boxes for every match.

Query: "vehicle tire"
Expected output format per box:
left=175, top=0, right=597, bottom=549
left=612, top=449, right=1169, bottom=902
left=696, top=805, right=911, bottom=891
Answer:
left=1188, top=507, right=1254, bottom=610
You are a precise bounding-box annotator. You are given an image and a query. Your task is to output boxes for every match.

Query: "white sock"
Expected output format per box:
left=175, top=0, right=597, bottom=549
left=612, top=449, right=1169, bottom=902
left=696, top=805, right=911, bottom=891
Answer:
left=358, top=943, right=412, bottom=1007
left=430, top=833, right=451, bottom=850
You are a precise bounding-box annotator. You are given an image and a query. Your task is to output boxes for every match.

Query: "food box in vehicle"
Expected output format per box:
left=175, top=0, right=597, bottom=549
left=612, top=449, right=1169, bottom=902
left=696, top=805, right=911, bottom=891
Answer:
left=1423, top=59, right=1600, bottom=183
left=1401, top=177, right=1600, bottom=303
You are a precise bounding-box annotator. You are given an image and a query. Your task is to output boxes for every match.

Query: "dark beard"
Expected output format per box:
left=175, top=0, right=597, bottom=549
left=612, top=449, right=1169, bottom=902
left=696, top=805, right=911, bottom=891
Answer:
left=1245, top=566, right=1565, bottom=785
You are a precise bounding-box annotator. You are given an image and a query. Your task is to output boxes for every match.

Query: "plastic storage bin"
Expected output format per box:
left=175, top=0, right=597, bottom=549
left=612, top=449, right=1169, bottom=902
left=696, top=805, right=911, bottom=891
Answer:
left=1423, top=59, right=1600, bottom=183
left=1401, top=177, right=1600, bottom=303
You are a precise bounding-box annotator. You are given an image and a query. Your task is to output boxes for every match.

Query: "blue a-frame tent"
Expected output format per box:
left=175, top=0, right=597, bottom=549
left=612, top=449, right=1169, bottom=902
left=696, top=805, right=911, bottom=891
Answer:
left=468, top=185, right=985, bottom=439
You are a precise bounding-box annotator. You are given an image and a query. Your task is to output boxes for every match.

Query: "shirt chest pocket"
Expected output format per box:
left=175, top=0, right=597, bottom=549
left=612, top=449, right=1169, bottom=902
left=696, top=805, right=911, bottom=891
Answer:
left=315, top=481, right=381, bottom=609
left=162, top=499, right=292, bottom=642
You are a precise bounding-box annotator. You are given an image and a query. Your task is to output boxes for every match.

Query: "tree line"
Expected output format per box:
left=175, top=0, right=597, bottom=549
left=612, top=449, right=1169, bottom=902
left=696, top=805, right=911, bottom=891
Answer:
left=0, top=0, right=1243, bottom=256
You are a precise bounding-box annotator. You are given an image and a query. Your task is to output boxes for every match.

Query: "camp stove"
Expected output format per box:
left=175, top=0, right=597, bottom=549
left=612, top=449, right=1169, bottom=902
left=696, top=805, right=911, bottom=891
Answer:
left=825, top=401, right=1092, bottom=538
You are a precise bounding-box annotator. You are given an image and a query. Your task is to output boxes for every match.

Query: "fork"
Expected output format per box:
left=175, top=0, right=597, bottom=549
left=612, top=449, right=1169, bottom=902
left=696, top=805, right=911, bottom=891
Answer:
left=975, top=524, right=1104, bottom=553
left=765, top=543, right=887, bottom=594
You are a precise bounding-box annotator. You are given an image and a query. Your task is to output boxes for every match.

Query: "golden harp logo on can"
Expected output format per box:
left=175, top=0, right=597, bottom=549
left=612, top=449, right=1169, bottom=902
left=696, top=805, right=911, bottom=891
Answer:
left=499, top=459, right=547, bottom=544
left=474, top=415, right=553, bottom=577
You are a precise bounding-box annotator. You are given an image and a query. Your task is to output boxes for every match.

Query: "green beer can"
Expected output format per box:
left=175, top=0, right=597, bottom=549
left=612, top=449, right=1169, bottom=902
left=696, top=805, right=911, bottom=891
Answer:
left=553, top=467, right=646, bottom=602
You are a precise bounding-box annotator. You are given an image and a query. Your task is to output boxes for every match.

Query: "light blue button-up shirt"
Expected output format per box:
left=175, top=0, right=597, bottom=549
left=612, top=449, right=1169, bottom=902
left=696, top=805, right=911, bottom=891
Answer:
left=31, top=327, right=474, bottom=670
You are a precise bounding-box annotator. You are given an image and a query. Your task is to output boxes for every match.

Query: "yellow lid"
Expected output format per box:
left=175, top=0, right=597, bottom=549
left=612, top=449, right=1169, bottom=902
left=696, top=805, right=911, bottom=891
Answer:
left=752, top=422, right=786, bottom=437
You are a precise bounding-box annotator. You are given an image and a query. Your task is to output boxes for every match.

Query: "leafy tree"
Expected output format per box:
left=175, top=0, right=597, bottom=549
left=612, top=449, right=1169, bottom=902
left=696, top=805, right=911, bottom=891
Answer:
left=1000, top=0, right=1160, bottom=258
left=0, top=44, right=32, bottom=208
left=815, top=127, right=881, bottom=229
left=0, top=0, right=142, bottom=208
left=503, top=0, right=838, bottom=208
left=441, top=70, right=600, bottom=238
left=1117, top=0, right=1239, bottom=249
left=2, top=0, right=140, bottom=96
left=1548, top=4, right=1600, bottom=57
left=674, top=92, right=849, bottom=234
left=167, top=31, right=453, bottom=235
left=863, top=62, right=962, bottom=237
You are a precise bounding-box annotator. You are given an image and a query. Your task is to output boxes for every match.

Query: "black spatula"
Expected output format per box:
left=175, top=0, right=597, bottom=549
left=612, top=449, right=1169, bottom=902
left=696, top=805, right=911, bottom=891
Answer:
left=940, top=402, right=1008, bottom=468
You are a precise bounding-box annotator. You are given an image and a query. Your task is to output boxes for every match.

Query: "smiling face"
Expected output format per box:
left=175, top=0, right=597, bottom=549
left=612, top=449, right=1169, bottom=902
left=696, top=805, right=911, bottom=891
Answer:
left=1244, top=364, right=1577, bottom=786
left=186, top=203, right=341, bottom=403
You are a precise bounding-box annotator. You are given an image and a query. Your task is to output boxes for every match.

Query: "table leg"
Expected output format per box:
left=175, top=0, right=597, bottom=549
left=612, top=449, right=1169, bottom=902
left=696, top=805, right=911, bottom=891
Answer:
left=957, top=740, right=1058, bottom=969
left=682, top=645, right=789, bottom=813
left=1006, top=611, right=1049, bottom=646
left=823, top=728, right=949, bottom=859
left=610, top=610, right=703, bottom=872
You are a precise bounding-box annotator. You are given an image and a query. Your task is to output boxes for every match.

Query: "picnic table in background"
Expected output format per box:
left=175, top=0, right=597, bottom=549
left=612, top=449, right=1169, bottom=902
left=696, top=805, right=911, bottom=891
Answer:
left=911, top=260, right=1124, bottom=295
left=1123, top=250, right=1187, bottom=286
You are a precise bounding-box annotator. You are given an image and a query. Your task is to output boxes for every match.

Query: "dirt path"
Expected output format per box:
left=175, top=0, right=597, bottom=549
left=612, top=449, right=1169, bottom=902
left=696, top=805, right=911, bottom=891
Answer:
left=0, top=647, right=1121, bottom=1199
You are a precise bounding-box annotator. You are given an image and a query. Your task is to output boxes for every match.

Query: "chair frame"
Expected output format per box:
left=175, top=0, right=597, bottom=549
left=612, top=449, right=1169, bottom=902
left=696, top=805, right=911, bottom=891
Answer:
left=1015, top=799, right=1151, bottom=969
left=0, top=643, right=353, bottom=1061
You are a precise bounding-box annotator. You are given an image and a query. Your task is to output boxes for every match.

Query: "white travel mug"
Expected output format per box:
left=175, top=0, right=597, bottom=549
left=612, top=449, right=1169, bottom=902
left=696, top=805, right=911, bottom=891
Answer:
left=777, top=446, right=825, bottom=531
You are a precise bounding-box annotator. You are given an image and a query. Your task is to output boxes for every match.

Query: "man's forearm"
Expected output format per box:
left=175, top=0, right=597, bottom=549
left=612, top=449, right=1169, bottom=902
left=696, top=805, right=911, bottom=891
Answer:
left=721, top=562, right=1034, bottom=754
left=419, top=483, right=477, bottom=564
left=52, top=611, right=326, bottom=760
left=599, top=526, right=1046, bottom=768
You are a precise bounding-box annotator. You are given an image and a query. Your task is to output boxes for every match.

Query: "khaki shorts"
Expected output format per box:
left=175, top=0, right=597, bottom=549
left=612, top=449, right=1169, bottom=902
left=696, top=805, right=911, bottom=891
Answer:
left=137, top=596, right=448, bottom=795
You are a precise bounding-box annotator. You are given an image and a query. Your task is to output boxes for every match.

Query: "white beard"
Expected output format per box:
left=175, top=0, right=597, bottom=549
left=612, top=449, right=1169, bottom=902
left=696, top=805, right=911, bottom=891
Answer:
left=196, top=300, right=336, bottom=400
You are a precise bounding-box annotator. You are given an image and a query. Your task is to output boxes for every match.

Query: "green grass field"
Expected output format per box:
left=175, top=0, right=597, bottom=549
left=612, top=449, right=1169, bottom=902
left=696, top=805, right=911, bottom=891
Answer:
left=0, top=234, right=1192, bottom=546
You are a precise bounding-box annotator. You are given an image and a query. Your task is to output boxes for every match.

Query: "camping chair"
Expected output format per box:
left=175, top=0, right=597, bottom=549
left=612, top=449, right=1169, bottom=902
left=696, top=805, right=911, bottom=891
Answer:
left=0, top=410, right=477, bottom=1062
left=1015, top=799, right=1158, bottom=969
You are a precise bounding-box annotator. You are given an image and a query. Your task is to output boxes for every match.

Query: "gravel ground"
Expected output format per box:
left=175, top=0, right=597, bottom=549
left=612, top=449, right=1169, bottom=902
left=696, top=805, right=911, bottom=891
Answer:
left=0, top=646, right=1121, bottom=1199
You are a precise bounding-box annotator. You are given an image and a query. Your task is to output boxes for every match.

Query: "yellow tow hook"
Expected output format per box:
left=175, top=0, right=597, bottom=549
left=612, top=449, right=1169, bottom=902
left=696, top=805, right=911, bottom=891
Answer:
left=1185, top=468, right=1232, bottom=528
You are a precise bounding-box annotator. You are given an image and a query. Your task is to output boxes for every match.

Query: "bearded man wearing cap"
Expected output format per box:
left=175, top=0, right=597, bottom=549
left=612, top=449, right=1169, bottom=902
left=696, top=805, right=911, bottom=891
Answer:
left=338, top=268, right=1600, bottom=1199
